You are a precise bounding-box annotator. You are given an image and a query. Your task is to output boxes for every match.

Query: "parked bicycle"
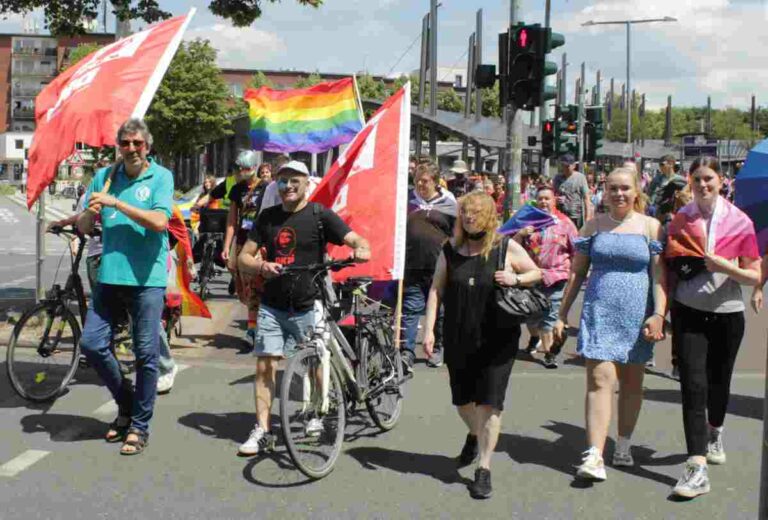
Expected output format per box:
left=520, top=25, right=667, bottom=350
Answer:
left=278, top=259, right=408, bottom=479
left=5, top=226, right=132, bottom=402
left=195, top=208, right=228, bottom=300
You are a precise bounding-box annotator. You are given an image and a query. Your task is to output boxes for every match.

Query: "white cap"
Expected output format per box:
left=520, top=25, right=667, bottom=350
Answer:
left=277, top=160, right=309, bottom=176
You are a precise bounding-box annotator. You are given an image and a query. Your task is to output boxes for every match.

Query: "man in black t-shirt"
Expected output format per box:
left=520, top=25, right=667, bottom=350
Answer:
left=236, top=160, right=370, bottom=456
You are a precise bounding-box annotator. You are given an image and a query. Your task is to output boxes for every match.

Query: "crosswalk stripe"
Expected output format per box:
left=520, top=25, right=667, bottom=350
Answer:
left=0, top=450, right=50, bottom=477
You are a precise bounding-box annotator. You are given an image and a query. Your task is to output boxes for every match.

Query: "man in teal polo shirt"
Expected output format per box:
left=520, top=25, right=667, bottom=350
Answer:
left=78, top=118, right=174, bottom=456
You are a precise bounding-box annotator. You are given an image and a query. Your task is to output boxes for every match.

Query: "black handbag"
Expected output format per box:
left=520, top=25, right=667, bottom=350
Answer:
left=495, top=236, right=551, bottom=322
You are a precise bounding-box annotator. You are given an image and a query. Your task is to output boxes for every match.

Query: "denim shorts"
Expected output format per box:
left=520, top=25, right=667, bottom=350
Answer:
left=534, top=280, right=566, bottom=332
left=254, top=303, right=316, bottom=358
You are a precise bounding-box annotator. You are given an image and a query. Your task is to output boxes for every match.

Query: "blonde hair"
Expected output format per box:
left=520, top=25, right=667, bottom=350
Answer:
left=606, top=166, right=647, bottom=213
left=455, top=191, right=500, bottom=259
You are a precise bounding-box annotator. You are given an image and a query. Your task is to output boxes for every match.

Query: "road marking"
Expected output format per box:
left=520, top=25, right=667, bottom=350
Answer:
left=0, top=275, right=36, bottom=288
left=0, top=450, right=50, bottom=477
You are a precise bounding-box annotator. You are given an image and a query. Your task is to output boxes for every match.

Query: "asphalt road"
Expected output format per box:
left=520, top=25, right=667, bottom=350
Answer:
left=0, top=347, right=764, bottom=519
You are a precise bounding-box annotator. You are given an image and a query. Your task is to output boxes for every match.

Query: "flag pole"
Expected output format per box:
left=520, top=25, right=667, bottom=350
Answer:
left=393, top=278, right=404, bottom=351
left=352, top=74, right=366, bottom=126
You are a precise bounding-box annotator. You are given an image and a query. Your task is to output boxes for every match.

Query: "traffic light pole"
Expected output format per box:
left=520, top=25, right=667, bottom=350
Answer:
left=577, top=62, right=585, bottom=166
left=505, top=0, right=523, bottom=214
left=540, top=0, right=551, bottom=179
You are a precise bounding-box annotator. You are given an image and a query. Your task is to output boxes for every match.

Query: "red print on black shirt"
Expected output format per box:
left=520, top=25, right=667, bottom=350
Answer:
left=274, top=226, right=297, bottom=265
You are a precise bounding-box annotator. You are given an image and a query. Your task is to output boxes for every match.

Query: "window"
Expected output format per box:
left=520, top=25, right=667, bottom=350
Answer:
left=455, top=74, right=463, bottom=88
left=15, top=140, right=23, bottom=150
left=230, top=83, right=243, bottom=97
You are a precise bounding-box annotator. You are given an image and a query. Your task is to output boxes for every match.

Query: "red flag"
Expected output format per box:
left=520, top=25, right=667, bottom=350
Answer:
left=26, top=10, right=196, bottom=208
left=310, top=84, right=411, bottom=281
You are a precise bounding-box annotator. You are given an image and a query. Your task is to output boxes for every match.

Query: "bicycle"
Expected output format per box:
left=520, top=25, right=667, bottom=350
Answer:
left=195, top=208, right=228, bottom=300
left=5, top=226, right=132, bottom=402
left=278, top=259, right=409, bottom=479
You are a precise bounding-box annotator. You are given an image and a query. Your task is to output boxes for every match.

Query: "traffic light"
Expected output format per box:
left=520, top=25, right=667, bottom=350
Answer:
left=504, top=24, right=565, bottom=110
left=584, top=107, right=604, bottom=162
left=554, top=104, right=578, bottom=156
left=541, top=120, right=555, bottom=158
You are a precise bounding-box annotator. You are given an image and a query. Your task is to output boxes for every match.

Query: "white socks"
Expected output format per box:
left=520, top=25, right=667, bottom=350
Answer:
left=616, top=436, right=632, bottom=453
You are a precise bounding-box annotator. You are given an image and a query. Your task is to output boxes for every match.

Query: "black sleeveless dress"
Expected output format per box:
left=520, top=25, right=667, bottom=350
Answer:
left=441, top=241, right=521, bottom=411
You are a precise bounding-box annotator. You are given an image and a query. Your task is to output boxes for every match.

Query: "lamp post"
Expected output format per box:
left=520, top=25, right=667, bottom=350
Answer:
left=582, top=16, right=677, bottom=156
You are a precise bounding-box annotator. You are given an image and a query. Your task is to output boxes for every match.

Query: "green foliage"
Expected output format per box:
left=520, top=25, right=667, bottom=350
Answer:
left=247, top=71, right=273, bottom=90
left=293, top=72, right=323, bottom=88
left=356, top=74, right=388, bottom=101
left=144, top=39, right=238, bottom=158
left=65, top=42, right=103, bottom=70
left=0, top=0, right=322, bottom=36
left=479, top=82, right=501, bottom=118
left=437, top=88, right=463, bottom=113
left=0, top=183, right=16, bottom=195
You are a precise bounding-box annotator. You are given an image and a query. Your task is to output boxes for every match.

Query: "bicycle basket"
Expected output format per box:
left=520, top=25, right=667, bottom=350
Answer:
left=199, top=208, right=229, bottom=234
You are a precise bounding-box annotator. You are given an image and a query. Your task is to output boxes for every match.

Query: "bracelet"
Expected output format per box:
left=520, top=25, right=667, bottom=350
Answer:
left=652, top=312, right=665, bottom=319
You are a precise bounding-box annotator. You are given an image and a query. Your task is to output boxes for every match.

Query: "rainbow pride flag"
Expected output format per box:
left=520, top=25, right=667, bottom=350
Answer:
left=244, top=78, right=364, bottom=154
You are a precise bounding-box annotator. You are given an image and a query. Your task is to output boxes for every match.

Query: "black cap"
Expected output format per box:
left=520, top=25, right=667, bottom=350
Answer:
left=559, top=154, right=576, bottom=165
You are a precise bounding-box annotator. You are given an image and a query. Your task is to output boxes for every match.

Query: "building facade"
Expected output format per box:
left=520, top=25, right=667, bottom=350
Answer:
left=0, top=31, right=115, bottom=184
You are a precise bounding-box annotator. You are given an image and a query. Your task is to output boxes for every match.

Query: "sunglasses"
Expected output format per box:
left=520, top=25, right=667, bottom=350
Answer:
left=119, top=139, right=146, bottom=149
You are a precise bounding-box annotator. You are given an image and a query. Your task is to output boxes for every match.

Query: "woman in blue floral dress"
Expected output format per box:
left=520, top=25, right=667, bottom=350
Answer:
left=554, top=166, right=668, bottom=482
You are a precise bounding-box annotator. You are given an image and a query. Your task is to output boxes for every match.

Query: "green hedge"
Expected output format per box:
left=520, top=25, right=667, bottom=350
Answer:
left=0, top=184, right=16, bottom=196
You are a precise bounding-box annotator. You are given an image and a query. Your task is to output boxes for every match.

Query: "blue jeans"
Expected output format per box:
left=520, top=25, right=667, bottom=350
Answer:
left=80, top=284, right=165, bottom=433
left=400, top=283, right=443, bottom=354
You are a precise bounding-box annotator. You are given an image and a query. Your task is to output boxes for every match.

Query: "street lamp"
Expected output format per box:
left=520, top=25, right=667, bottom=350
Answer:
left=582, top=16, right=677, bottom=156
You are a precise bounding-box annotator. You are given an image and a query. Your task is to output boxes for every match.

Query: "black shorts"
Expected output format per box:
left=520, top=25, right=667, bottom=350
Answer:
left=447, top=326, right=521, bottom=411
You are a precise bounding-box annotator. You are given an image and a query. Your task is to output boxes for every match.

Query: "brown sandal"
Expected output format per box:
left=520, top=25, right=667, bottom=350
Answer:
left=105, top=416, right=131, bottom=443
left=120, top=428, right=148, bottom=456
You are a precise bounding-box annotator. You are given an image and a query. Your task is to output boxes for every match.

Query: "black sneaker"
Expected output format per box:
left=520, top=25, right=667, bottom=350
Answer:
left=468, top=468, right=492, bottom=499
left=457, top=433, right=478, bottom=467
left=543, top=353, right=558, bottom=369
left=401, top=350, right=415, bottom=374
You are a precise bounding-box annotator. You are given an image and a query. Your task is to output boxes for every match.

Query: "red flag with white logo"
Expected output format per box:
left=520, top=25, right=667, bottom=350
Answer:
left=310, top=84, right=410, bottom=281
left=25, top=10, right=196, bottom=208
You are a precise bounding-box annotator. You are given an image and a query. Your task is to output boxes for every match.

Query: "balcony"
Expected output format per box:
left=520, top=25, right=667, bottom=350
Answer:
left=12, top=47, right=57, bottom=57
left=12, top=108, right=35, bottom=120
left=12, top=67, right=56, bottom=78
left=12, top=87, right=43, bottom=98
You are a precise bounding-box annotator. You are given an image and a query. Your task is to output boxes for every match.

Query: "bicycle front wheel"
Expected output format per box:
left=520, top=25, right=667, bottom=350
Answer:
left=198, top=243, right=213, bottom=300
left=280, top=347, right=346, bottom=480
left=361, top=334, right=404, bottom=431
left=6, top=303, right=81, bottom=402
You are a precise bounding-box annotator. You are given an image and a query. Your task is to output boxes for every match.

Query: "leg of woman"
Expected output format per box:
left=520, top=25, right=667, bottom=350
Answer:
left=476, top=405, right=502, bottom=469
left=457, top=403, right=478, bottom=434
left=585, top=359, right=618, bottom=453
left=706, top=312, right=744, bottom=429
left=616, top=363, right=645, bottom=438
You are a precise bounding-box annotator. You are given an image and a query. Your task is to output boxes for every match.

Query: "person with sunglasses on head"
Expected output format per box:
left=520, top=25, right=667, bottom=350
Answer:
left=220, top=151, right=270, bottom=345
left=76, top=118, right=174, bottom=456
left=236, top=160, right=371, bottom=456
left=666, top=157, right=762, bottom=499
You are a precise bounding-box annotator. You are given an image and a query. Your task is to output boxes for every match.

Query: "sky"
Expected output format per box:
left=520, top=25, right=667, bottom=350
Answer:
left=2, top=0, right=765, bottom=111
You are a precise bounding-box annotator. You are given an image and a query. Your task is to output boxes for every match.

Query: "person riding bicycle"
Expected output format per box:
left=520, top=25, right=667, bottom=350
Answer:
left=237, top=159, right=371, bottom=456
left=77, top=118, right=174, bottom=456
left=221, top=150, right=270, bottom=343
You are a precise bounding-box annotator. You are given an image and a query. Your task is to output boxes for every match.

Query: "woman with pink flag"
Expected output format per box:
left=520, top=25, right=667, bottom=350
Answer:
left=666, top=157, right=762, bottom=499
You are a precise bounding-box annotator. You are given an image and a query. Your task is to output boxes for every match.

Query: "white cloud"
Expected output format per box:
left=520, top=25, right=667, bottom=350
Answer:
left=185, top=22, right=286, bottom=69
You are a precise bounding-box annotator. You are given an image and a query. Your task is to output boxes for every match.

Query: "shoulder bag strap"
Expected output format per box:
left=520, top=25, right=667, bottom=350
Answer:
left=313, top=202, right=326, bottom=262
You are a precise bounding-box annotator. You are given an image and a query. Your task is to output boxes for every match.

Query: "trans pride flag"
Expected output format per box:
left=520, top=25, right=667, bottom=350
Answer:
left=245, top=78, right=364, bottom=154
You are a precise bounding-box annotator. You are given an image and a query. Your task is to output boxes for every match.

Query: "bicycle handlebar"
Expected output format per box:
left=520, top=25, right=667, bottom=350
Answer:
left=279, top=258, right=355, bottom=275
left=48, top=225, right=100, bottom=239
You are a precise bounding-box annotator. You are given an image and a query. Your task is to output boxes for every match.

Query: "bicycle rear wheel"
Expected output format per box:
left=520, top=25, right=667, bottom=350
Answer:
left=361, top=333, right=404, bottom=431
left=6, top=302, right=81, bottom=402
left=197, top=242, right=213, bottom=300
left=280, top=347, right=346, bottom=480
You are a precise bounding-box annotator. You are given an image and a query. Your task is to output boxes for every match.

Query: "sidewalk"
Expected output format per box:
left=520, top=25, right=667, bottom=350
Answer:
left=4, top=192, right=76, bottom=222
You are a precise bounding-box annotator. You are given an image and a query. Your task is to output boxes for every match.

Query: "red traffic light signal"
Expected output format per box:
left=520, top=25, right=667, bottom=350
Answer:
left=517, top=28, right=530, bottom=48
left=544, top=121, right=553, bottom=133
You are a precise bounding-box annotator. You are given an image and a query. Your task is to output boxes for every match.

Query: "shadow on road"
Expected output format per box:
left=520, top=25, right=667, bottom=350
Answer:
left=177, top=411, right=279, bottom=443
left=346, top=446, right=470, bottom=485
left=20, top=413, right=107, bottom=441
left=498, top=421, right=682, bottom=487
left=644, top=388, right=763, bottom=421
left=175, top=332, right=251, bottom=352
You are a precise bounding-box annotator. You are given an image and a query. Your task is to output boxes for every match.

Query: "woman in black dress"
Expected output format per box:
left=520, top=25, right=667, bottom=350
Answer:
left=423, top=191, right=542, bottom=499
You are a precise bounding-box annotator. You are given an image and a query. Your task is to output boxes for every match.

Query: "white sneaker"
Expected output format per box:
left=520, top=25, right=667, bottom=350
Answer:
left=706, top=429, right=726, bottom=465
left=238, top=426, right=275, bottom=456
left=672, top=461, right=710, bottom=498
left=156, top=364, right=178, bottom=395
left=576, top=447, right=607, bottom=481
left=612, top=445, right=634, bottom=467
left=305, top=417, right=324, bottom=437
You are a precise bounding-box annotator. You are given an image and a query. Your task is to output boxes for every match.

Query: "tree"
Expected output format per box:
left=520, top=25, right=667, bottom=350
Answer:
left=437, top=88, right=463, bottom=113
left=144, top=39, right=238, bottom=160
left=246, top=71, right=273, bottom=90
left=293, top=72, right=323, bottom=88
left=356, top=74, right=387, bottom=101
left=64, top=42, right=102, bottom=70
left=0, top=0, right=323, bottom=36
